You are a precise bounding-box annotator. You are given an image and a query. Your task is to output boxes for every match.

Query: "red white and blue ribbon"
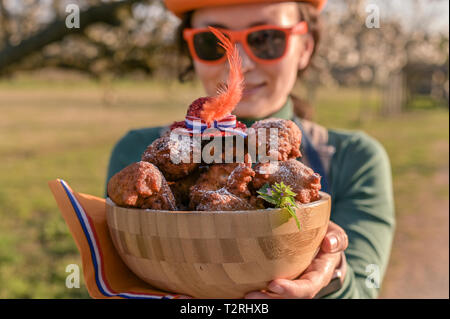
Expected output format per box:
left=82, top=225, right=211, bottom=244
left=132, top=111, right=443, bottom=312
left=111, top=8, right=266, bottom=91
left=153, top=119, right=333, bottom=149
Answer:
left=59, top=179, right=176, bottom=299
left=185, top=114, right=247, bottom=137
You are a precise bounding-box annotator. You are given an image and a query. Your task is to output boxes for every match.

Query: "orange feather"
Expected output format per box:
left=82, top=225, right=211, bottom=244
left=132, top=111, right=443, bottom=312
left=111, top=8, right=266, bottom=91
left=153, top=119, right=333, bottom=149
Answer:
left=200, top=27, right=244, bottom=124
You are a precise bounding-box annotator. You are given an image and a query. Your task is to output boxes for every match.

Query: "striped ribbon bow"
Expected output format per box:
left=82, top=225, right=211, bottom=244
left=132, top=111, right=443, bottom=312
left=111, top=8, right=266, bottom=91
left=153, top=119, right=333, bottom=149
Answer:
left=184, top=114, right=247, bottom=137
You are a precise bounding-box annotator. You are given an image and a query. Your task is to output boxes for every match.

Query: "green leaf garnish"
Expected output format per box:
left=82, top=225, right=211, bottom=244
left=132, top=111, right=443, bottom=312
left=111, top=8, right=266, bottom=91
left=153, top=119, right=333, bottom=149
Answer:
left=256, top=182, right=301, bottom=230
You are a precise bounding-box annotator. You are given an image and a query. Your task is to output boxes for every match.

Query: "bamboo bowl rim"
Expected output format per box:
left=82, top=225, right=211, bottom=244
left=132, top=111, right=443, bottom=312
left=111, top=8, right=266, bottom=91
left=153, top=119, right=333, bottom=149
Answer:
left=105, top=191, right=330, bottom=215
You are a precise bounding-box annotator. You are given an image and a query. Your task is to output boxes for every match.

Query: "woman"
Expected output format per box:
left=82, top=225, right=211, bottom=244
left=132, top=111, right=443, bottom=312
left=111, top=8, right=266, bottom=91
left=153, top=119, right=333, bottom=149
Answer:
left=106, top=0, right=395, bottom=299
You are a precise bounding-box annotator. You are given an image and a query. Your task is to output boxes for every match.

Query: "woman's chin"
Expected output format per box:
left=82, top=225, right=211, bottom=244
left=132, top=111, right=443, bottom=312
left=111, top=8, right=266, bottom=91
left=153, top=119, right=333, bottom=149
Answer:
left=234, top=101, right=269, bottom=119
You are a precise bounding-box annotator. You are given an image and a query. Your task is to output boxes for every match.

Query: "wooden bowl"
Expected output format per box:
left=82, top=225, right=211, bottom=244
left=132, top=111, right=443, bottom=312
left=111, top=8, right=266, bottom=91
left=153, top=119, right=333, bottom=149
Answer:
left=106, top=192, right=331, bottom=299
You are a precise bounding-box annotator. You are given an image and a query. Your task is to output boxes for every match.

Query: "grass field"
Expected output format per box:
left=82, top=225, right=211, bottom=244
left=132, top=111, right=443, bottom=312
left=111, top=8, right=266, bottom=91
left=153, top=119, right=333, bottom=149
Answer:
left=0, top=77, right=448, bottom=298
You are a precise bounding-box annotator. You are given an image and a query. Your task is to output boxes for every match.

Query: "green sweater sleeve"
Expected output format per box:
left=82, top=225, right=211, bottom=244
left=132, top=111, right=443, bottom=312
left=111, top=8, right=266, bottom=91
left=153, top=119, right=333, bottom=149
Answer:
left=322, top=130, right=396, bottom=298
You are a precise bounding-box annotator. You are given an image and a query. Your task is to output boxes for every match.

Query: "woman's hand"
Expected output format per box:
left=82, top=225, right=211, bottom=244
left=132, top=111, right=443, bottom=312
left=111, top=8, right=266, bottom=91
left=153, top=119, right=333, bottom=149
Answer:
left=245, top=221, right=348, bottom=299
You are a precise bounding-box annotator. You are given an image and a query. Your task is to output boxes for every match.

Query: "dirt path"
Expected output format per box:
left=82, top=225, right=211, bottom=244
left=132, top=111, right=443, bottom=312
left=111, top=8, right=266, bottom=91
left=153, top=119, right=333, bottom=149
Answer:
left=380, top=166, right=449, bottom=299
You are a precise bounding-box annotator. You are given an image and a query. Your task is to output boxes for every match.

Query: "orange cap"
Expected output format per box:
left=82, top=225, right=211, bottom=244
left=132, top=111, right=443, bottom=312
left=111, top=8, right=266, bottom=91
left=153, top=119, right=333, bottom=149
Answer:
left=164, top=0, right=327, bottom=18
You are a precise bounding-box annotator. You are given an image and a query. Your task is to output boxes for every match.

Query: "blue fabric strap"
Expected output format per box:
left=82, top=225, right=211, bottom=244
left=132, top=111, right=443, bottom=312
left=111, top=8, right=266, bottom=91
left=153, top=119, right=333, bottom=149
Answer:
left=293, top=118, right=330, bottom=194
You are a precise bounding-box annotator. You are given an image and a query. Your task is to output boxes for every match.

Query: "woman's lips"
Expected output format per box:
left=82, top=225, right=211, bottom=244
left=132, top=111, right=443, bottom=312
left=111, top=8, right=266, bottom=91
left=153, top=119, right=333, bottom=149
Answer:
left=242, top=83, right=266, bottom=97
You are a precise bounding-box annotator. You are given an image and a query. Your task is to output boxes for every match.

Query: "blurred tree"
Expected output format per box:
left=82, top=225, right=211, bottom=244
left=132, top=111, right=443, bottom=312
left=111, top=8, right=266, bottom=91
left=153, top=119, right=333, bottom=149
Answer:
left=0, top=0, right=180, bottom=79
left=0, top=0, right=127, bottom=71
left=302, top=0, right=449, bottom=115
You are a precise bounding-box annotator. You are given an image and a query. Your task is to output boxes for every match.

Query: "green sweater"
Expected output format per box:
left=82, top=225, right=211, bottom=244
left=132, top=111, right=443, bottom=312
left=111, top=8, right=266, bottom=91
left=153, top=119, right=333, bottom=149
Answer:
left=105, top=100, right=395, bottom=299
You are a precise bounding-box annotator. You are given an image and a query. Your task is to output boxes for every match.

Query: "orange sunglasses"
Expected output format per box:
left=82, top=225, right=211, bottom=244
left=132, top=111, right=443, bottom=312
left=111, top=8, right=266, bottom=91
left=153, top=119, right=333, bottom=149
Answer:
left=183, top=21, right=308, bottom=65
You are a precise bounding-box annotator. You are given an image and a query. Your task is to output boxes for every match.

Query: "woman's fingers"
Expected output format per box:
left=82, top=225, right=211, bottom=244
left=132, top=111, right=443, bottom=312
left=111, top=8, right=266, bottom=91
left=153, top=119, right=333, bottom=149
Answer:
left=321, top=221, right=348, bottom=254
left=267, top=278, right=317, bottom=299
left=245, top=251, right=341, bottom=299
left=269, top=251, right=339, bottom=298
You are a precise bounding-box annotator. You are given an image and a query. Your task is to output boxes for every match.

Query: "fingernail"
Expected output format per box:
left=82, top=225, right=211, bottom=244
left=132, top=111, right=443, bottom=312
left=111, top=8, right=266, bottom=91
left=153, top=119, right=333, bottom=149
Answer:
left=329, top=235, right=338, bottom=251
left=269, top=284, right=284, bottom=294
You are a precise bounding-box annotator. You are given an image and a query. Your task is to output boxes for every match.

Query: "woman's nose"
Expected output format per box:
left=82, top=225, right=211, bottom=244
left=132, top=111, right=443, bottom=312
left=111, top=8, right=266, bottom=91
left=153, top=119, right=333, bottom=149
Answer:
left=236, top=42, right=255, bottom=73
